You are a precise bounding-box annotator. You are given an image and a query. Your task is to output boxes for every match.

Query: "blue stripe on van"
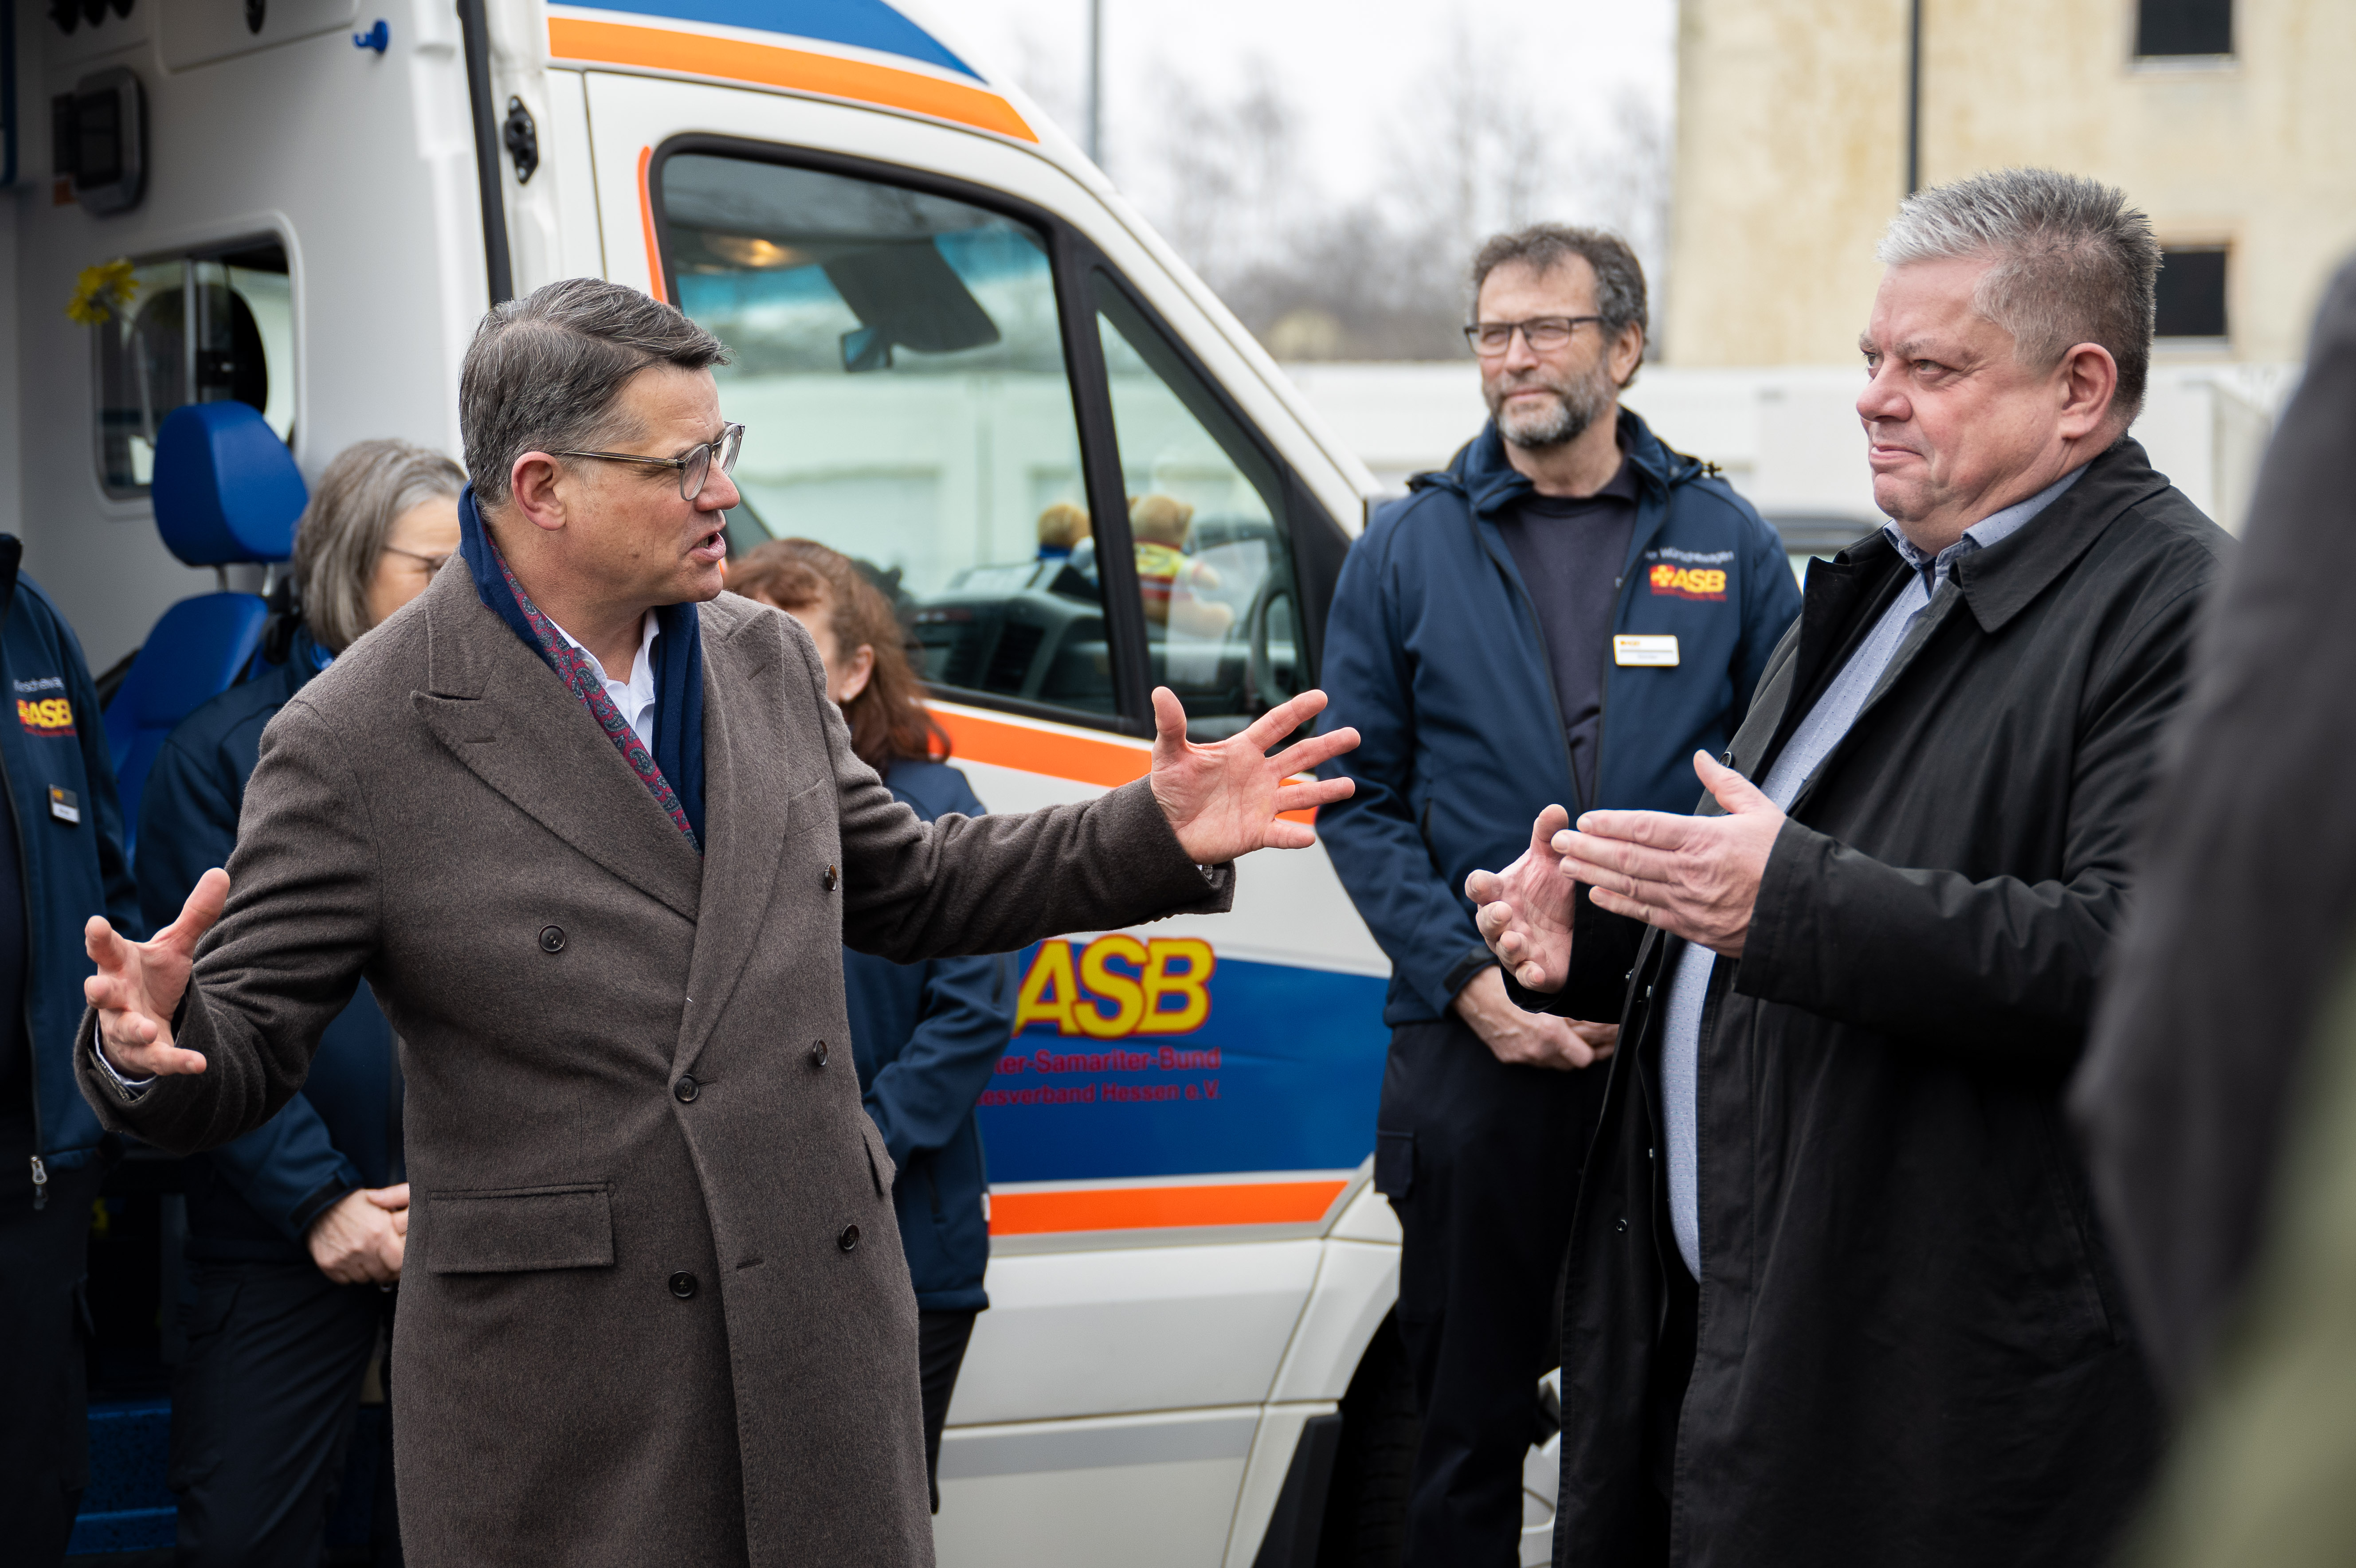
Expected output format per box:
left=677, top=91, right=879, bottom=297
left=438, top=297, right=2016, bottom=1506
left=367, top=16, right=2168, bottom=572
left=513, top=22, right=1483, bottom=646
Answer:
left=589, top=0, right=978, bottom=77
left=977, top=949, right=1388, bottom=1184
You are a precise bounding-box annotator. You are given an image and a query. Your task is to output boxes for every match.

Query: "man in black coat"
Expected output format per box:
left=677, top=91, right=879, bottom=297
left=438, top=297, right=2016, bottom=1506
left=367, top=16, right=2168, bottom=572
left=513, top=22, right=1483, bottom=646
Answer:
left=1468, top=168, right=2226, bottom=1567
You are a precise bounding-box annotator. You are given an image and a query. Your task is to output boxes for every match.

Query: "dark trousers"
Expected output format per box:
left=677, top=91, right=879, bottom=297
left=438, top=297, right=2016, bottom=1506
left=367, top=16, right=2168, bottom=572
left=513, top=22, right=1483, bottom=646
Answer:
left=917, top=1309, right=977, bottom=1515
left=1632, top=1255, right=1699, bottom=1564
left=170, top=1260, right=400, bottom=1567
left=0, top=1119, right=106, bottom=1568
left=1375, top=1014, right=1608, bottom=1568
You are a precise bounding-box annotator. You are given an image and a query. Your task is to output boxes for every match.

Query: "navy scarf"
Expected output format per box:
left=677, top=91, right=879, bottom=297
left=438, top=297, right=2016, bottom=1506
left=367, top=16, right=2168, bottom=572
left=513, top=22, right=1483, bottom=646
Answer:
left=458, top=486, right=706, bottom=846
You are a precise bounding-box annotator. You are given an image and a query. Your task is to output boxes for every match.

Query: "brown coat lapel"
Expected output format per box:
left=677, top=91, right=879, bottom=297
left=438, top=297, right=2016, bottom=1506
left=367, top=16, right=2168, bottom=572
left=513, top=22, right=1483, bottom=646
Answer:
left=409, top=563, right=702, bottom=921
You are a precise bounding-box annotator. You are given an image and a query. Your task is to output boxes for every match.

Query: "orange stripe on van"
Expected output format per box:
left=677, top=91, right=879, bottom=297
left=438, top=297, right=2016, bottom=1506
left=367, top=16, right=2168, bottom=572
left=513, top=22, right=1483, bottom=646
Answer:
left=549, top=17, right=1035, bottom=142
left=636, top=146, right=665, bottom=301
left=989, top=1179, right=1349, bottom=1236
left=930, top=707, right=1319, bottom=825
left=933, top=707, right=1149, bottom=790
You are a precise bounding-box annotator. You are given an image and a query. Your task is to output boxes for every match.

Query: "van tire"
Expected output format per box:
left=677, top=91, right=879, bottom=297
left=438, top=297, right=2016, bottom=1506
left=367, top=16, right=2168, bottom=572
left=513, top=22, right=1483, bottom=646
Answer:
left=1317, top=1312, right=1419, bottom=1568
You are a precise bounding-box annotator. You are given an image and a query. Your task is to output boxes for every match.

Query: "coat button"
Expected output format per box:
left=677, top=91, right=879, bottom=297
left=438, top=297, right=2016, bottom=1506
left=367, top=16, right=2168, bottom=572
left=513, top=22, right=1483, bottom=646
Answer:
left=668, top=1271, right=698, bottom=1299
left=838, top=1224, right=860, bottom=1253
left=538, top=925, right=565, bottom=954
left=674, top=1075, right=699, bottom=1103
left=821, top=864, right=839, bottom=892
left=1615, top=1217, right=1629, bottom=1233
left=810, top=1040, right=829, bottom=1068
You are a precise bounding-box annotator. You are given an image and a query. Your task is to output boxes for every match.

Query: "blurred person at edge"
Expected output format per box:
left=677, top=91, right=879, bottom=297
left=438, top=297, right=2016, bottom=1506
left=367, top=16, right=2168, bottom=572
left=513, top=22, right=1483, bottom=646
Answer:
left=0, top=542, right=137, bottom=1563
left=1310, top=225, right=1798, bottom=1567
left=137, top=439, right=461, bottom=1566
left=1470, top=170, right=2223, bottom=1567
left=2071, top=258, right=2356, bottom=1567
left=730, top=537, right=1015, bottom=1516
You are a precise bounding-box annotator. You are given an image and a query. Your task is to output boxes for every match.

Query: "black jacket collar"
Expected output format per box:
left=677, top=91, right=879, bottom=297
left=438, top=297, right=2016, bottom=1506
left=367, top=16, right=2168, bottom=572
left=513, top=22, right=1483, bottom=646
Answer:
left=1948, top=437, right=2175, bottom=635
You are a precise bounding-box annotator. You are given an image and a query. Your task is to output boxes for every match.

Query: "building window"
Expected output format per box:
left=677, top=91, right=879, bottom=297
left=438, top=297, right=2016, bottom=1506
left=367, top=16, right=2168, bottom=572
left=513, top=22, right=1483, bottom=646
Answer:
left=2155, top=247, right=2228, bottom=340
left=2136, top=0, right=2232, bottom=58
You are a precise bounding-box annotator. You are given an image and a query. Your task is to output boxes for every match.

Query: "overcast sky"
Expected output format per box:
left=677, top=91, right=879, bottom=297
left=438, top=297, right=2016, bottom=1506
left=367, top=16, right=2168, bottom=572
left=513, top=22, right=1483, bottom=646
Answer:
left=928, top=0, right=1677, bottom=215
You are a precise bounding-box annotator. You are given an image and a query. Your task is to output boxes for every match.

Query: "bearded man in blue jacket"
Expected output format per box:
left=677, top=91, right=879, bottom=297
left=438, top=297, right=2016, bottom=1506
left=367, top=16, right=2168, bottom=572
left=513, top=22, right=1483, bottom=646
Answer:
left=1314, top=225, right=1800, bottom=1567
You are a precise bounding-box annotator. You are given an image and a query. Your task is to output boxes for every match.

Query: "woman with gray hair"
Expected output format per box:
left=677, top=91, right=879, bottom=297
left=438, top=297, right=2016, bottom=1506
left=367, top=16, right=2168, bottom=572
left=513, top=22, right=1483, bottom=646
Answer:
left=129, top=437, right=460, bottom=1567
left=293, top=437, right=467, bottom=653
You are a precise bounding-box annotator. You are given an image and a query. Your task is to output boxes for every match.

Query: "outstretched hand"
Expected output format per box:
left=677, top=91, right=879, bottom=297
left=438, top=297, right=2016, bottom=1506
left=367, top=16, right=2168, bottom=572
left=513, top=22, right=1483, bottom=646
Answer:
left=1556, top=752, right=1782, bottom=958
left=1149, top=688, right=1359, bottom=863
left=84, top=867, right=229, bottom=1079
left=1466, top=805, right=1577, bottom=993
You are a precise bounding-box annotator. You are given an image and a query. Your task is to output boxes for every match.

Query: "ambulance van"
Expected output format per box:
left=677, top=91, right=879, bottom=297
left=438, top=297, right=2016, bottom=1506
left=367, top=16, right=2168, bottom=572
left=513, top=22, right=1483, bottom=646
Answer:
left=24, top=0, right=1562, bottom=1560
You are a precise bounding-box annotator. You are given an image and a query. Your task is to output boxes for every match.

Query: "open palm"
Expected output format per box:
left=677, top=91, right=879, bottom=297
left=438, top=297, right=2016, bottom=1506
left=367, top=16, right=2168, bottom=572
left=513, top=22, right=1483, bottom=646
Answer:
left=1466, top=805, right=1577, bottom=993
left=1149, top=688, right=1358, bottom=863
left=84, top=867, right=230, bottom=1078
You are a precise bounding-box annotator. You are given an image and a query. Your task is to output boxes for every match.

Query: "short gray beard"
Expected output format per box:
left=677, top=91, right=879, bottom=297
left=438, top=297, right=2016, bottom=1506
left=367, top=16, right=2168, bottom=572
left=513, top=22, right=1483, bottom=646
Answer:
left=1489, top=361, right=1616, bottom=450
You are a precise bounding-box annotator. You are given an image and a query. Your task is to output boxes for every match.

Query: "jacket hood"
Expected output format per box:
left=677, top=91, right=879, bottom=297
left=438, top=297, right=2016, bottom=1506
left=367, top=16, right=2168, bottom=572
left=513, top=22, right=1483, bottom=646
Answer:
left=1412, top=406, right=1711, bottom=518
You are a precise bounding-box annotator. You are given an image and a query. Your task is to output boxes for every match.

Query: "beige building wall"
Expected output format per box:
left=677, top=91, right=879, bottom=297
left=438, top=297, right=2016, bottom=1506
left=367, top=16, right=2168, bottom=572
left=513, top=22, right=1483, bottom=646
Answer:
left=1664, top=0, right=2356, bottom=368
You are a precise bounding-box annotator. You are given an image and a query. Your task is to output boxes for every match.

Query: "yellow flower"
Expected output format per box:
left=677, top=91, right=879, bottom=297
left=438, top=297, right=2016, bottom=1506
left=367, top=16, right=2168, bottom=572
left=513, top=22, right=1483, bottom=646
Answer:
left=66, top=258, right=137, bottom=326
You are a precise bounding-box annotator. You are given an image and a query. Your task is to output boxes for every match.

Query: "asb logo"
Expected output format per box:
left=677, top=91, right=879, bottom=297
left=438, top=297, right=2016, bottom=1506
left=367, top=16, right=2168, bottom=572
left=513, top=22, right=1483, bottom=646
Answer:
left=1649, top=564, right=1728, bottom=601
left=16, top=696, right=74, bottom=737
left=1014, top=936, right=1215, bottom=1039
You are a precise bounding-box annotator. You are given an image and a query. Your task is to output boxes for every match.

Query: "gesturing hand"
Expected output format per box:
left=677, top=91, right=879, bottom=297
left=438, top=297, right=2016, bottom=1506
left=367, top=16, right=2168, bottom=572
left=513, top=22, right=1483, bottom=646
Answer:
left=83, top=867, right=230, bottom=1079
left=1556, top=752, right=1783, bottom=958
left=1150, top=688, right=1360, bottom=863
left=1466, top=805, right=1578, bottom=993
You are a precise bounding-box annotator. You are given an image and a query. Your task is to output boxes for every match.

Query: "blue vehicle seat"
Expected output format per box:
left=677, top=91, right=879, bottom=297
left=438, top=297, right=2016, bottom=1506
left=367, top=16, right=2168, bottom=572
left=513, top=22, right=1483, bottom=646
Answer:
left=102, top=403, right=305, bottom=855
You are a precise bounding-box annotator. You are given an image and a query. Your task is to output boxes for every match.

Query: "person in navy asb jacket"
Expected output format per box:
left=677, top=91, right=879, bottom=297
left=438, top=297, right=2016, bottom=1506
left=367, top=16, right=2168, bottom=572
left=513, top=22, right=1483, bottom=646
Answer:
left=139, top=440, right=464, bottom=1567
left=0, top=538, right=139, bottom=1565
left=731, top=540, right=1016, bottom=1514
left=1313, top=227, right=1801, bottom=1566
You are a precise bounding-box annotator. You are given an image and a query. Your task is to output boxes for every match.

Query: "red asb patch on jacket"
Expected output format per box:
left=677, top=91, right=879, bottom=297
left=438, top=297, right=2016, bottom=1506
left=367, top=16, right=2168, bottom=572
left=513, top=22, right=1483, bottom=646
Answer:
left=1649, top=564, right=1729, bottom=602
left=17, top=696, right=74, bottom=736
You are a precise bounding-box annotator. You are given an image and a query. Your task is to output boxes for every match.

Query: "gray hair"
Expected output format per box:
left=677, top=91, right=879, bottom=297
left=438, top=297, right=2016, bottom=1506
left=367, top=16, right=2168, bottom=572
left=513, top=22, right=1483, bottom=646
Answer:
left=294, top=439, right=466, bottom=653
left=459, top=278, right=729, bottom=508
left=1877, top=168, right=2160, bottom=422
left=1470, top=225, right=1649, bottom=375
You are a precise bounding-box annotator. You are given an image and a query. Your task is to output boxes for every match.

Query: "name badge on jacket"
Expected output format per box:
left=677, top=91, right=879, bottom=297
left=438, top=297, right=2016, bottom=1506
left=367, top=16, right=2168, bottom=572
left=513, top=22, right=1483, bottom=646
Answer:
left=1613, top=635, right=1680, bottom=668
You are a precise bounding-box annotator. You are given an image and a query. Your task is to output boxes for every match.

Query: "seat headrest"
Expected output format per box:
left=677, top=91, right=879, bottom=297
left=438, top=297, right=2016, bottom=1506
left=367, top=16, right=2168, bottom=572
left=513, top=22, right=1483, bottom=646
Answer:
left=152, top=403, right=306, bottom=567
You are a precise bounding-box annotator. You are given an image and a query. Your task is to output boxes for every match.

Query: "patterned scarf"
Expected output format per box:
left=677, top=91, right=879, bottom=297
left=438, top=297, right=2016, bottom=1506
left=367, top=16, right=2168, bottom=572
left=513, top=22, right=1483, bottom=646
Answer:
left=457, top=487, right=706, bottom=852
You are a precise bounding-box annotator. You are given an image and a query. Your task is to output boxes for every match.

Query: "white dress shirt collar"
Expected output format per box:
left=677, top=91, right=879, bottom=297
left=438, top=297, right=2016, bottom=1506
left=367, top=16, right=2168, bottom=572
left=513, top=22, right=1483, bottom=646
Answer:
left=542, top=609, right=662, bottom=751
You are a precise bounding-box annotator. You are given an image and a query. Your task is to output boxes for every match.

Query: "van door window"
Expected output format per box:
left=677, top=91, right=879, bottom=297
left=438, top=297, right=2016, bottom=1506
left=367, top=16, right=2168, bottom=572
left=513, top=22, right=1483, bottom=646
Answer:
left=658, top=152, right=1121, bottom=720
left=93, top=241, right=293, bottom=497
left=1092, top=275, right=1301, bottom=740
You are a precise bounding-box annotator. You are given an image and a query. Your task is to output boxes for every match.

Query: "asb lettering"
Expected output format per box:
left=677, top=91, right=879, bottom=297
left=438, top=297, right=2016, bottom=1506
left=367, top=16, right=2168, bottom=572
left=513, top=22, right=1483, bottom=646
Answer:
left=16, top=696, right=74, bottom=736
left=1014, top=936, right=1215, bottom=1039
left=1649, top=564, right=1728, bottom=602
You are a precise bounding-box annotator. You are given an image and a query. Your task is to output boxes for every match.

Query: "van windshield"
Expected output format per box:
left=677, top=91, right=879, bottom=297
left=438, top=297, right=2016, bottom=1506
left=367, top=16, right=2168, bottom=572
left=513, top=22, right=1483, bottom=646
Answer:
left=662, top=152, right=1120, bottom=719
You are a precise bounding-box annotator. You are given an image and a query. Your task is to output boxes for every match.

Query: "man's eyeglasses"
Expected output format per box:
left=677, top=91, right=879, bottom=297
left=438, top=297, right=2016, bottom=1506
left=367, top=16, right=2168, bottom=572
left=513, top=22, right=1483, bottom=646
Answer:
left=549, top=423, right=746, bottom=502
left=1464, top=317, right=1605, bottom=356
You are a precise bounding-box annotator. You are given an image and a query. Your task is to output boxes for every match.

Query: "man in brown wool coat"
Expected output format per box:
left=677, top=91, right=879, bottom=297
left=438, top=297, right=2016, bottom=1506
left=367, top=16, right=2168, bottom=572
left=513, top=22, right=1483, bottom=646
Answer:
left=73, top=278, right=1360, bottom=1567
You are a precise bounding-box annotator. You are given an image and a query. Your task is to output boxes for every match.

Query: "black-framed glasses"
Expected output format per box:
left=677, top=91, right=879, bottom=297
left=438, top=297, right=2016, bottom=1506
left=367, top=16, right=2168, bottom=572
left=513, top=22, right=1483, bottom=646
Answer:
left=549, top=423, right=746, bottom=501
left=1464, top=317, right=1605, bottom=356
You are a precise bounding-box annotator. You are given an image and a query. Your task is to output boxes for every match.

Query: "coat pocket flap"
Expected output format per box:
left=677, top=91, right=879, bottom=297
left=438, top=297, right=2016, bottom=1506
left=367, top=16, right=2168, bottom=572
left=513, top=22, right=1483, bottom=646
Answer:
left=784, top=776, right=834, bottom=838
left=426, top=1184, right=615, bottom=1275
